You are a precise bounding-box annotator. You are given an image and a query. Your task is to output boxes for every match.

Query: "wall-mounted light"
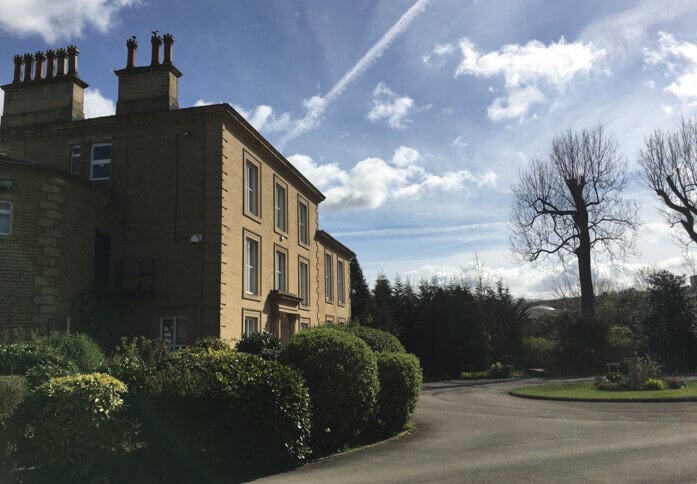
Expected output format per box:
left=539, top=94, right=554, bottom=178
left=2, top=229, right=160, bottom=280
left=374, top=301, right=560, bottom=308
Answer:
left=190, top=233, right=203, bottom=243
left=0, top=178, right=13, bottom=190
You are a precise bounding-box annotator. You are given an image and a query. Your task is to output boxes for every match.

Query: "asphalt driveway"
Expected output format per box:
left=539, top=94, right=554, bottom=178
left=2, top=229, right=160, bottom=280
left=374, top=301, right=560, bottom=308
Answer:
left=256, top=378, right=697, bottom=483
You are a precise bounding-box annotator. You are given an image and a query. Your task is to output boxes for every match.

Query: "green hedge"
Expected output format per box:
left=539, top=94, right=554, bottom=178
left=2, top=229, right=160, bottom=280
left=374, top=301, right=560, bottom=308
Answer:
left=7, top=373, right=127, bottom=481
left=138, top=349, right=311, bottom=478
left=376, top=352, right=422, bottom=432
left=340, top=324, right=406, bottom=353
left=236, top=331, right=285, bottom=361
left=285, top=326, right=379, bottom=452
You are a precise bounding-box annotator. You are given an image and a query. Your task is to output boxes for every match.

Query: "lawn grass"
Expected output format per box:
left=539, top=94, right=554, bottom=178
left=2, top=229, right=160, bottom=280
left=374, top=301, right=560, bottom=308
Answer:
left=511, top=380, right=697, bottom=402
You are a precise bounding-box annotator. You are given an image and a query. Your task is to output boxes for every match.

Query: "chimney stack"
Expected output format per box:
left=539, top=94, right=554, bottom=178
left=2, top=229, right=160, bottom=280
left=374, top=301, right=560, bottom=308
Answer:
left=126, top=36, right=138, bottom=68
left=1, top=45, right=88, bottom=130
left=150, top=32, right=162, bottom=66
left=115, top=30, right=182, bottom=115
left=22, top=53, right=34, bottom=82
left=12, top=55, right=23, bottom=84
left=34, top=51, right=45, bottom=81
left=66, top=45, right=78, bottom=75
left=163, top=33, right=174, bottom=64
left=56, top=48, right=67, bottom=77
left=45, top=50, right=55, bottom=79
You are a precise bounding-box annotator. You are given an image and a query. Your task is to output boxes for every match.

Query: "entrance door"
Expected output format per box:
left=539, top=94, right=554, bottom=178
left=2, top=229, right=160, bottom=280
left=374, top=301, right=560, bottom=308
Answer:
left=279, top=313, right=297, bottom=344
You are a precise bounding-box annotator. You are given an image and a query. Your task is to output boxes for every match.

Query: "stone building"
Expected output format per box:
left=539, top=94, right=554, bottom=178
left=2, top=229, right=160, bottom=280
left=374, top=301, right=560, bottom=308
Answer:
left=0, top=33, right=353, bottom=345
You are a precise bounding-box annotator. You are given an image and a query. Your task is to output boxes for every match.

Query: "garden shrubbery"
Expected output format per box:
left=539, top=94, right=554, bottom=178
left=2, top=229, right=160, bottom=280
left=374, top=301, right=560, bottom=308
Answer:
left=236, top=330, right=285, bottom=361
left=0, top=376, right=26, bottom=422
left=107, top=336, right=169, bottom=392
left=340, top=324, right=406, bottom=353
left=376, top=352, right=422, bottom=433
left=138, top=349, right=311, bottom=478
left=285, top=326, right=379, bottom=452
left=5, top=373, right=127, bottom=482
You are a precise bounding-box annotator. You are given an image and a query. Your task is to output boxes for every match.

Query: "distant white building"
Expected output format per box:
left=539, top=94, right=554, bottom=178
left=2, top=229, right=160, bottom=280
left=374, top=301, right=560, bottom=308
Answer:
left=526, top=305, right=556, bottom=320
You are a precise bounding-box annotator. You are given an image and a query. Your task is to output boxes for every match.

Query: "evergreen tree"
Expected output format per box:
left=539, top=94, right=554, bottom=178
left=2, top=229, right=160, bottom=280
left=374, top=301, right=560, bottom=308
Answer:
left=349, top=256, right=372, bottom=324
left=371, top=274, right=396, bottom=334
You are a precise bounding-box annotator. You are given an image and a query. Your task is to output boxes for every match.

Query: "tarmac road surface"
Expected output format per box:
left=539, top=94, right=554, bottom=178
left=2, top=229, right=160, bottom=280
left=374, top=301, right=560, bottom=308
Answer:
left=255, top=378, right=697, bottom=483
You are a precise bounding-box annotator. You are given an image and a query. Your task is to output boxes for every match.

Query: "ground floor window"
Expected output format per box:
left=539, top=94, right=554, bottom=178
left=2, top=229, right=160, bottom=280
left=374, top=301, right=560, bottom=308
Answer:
left=161, top=316, right=188, bottom=348
left=325, top=315, right=334, bottom=325
left=300, top=319, right=310, bottom=331
left=244, top=315, right=259, bottom=336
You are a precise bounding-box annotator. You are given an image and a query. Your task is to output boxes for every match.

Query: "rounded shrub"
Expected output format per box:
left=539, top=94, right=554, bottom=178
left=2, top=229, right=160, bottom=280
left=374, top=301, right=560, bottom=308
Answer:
left=285, top=326, right=379, bottom=453
left=644, top=378, right=665, bottom=391
left=139, top=349, right=311, bottom=478
left=236, top=331, right=285, bottom=361
left=339, top=324, right=406, bottom=353
left=191, top=335, right=232, bottom=351
left=8, top=373, right=127, bottom=482
left=376, top=352, right=422, bottom=433
left=664, top=376, right=686, bottom=389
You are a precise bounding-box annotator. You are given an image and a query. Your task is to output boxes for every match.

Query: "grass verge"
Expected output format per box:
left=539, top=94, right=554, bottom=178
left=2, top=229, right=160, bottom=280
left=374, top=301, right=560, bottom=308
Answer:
left=510, top=381, right=697, bottom=402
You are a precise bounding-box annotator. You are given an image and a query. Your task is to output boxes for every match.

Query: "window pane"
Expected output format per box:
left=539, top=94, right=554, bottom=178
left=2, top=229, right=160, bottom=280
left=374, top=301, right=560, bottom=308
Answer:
left=244, top=316, right=258, bottom=336
left=276, top=251, right=286, bottom=291
left=0, top=201, right=10, bottom=212
left=338, top=261, right=345, bottom=304
left=70, top=145, right=81, bottom=175
left=299, top=261, right=308, bottom=305
left=161, top=318, right=175, bottom=346
left=246, top=163, right=258, bottom=215
left=92, top=144, right=111, bottom=160
left=0, top=213, right=10, bottom=235
left=325, top=254, right=332, bottom=300
left=175, top=317, right=188, bottom=347
left=245, top=238, right=258, bottom=294
left=92, top=163, right=111, bottom=180
left=275, top=185, right=286, bottom=231
left=299, top=203, right=308, bottom=244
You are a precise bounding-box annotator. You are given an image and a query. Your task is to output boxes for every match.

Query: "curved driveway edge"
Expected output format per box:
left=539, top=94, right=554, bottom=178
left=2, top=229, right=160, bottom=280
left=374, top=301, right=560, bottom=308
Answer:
left=255, top=378, right=697, bottom=483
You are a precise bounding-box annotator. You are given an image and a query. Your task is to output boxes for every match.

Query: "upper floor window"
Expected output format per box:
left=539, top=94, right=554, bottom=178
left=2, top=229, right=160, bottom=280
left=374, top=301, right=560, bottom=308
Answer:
left=298, top=200, right=309, bottom=246
left=0, top=201, right=12, bottom=236
left=337, top=259, right=345, bottom=305
left=275, top=249, right=287, bottom=291
left=245, top=237, right=259, bottom=295
left=299, top=258, right=309, bottom=306
left=90, top=143, right=111, bottom=180
left=161, top=316, right=188, bottom=349
left=275, top=182, right=287, bottom=232
left=325, top=253, right=333, bottom=301
left=245, top=160, right=259, bottom=217
left=70, top=144, right=81, bottom=175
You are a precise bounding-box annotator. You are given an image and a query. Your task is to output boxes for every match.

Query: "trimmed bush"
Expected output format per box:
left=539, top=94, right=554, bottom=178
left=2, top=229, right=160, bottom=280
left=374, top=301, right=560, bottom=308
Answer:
left=236, top=331, right=285, bottom=361
left=664, top=376, right=686, bottom=389
left=340, top=324, right=406, bottom=353
left=644, top=378, right=665, bottom=390
left=108, top=336, right=169, bottom=392
left=8, top=373, right=127, bottom=481
left=140, top=349, right=311, bottom=478
left=0, top=376, right=27, bottom=421
left=285, top=326, right=379, bottom=453
left=522, top=336, right=558, bottom=370
left=376, top=352, right=422, bottom=433
left=460, top=370, right=489, bottom=380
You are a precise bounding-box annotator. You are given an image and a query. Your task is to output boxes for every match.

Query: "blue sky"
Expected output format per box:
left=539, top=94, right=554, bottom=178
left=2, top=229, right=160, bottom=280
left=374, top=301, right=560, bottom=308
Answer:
left=2, top=0, right=697, bottom=298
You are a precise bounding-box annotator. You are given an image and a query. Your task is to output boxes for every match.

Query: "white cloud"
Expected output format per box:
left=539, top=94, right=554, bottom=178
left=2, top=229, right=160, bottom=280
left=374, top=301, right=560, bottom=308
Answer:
left=643, top=80, right=656, bottom=89
left=367, top=82, right=415, bottom=129
left=644, top=32, right=697, bottom=101
left=661, top=104, right=674, bottom=115
left=195, top=99, right=294, bottom=133
left=278, top=0, right=432, bottom=147
left=452, top=36, right=604, bottom=120
left=453, top=135, right=468, bottom=148
left=288, top=147, right=496, bottom=211
left=83, top=88, right=115, bottom=118
left=423, top=42, right=456, bottom=67
left=0, top=0, right=138, bottom=43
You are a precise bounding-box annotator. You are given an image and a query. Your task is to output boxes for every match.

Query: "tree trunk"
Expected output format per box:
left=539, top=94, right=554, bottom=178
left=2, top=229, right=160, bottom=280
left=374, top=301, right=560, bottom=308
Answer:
left=567, top=177, right=594, bottom=318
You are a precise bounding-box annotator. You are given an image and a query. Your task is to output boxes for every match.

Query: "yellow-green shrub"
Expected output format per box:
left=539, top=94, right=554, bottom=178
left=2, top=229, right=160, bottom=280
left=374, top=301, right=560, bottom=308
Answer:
left=376, top=352, right=422, bottom=433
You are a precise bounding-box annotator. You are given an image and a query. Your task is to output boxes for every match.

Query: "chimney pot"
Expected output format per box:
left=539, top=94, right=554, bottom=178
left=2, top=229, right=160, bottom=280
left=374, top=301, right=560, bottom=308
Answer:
left=66, top=45, right=79, bottom=75
left=163, top=33, right=174, bottom=64
left=22, top=53, right=34, bottom=82
left=126, top=36, right=138, bottom=68
left=150, top=31, right=162, bottom=66
left=56, top=48, right=67, bottom=77
left=12, top=55, right=24, bottom=84
left=34, top=51, right=46, bottom=81
left=46, top=50, right=56, bottom=79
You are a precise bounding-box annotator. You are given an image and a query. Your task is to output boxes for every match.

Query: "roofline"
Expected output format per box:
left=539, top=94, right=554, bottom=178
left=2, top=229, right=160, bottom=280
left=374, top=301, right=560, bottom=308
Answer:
left=0, top=103, right=326, bottom=204
left=315, top=229, right=355, bottom=258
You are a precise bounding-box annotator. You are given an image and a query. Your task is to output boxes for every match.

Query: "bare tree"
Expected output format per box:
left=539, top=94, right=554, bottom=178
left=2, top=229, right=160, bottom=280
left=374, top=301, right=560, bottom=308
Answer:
left=510, top=126, right=639, bottom=317
left=639, top=117, right=697, bottom=246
